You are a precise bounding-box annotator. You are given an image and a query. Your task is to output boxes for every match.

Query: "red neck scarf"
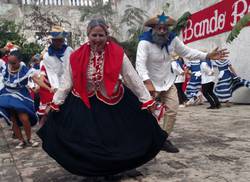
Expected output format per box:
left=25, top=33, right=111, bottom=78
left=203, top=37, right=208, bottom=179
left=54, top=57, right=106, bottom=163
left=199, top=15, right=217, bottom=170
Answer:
left=70, top=41, right=124, bottom=108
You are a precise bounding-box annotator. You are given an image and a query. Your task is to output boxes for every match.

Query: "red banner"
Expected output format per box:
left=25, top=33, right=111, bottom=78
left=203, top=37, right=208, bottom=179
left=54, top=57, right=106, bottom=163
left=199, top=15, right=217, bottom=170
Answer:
left=182, top=0, right=250, bottom=44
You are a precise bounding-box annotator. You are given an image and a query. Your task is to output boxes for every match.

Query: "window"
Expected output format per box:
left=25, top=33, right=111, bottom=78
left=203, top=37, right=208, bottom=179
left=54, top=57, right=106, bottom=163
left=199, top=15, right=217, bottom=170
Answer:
left=22, top=0, right=63, bottom=5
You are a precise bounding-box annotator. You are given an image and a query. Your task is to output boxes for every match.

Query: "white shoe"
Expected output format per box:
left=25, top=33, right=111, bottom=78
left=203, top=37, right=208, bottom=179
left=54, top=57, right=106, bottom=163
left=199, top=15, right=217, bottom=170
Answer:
left=179, top=104, right=186, bottom=108
left=15, top=141, right=26, bottom=149
left=27, top=139, right=39, bottom=147
left=224, top=102, right=233, bottom=107
left=186, top=98, right=195, bottom=106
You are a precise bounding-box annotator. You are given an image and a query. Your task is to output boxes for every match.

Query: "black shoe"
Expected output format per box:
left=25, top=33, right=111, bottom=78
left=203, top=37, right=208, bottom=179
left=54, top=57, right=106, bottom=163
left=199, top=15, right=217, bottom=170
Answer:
left=161, top=140, right=179, bottom=153
left=124, top=169, right=143, bottom=177
left=216, top=104, right=221, bottom=109
left=12, top=132, right=17, bottom=139
left=207, top=106, right=216, bottom=109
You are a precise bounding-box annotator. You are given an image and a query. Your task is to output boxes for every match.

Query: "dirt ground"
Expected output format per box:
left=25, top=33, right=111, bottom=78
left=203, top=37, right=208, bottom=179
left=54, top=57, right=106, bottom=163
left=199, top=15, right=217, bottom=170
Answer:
left=1, top=103, right=250, bottom=182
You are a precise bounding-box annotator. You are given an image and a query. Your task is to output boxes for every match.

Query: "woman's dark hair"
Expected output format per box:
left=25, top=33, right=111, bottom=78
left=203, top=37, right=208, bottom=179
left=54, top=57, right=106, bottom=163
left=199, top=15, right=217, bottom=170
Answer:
left=87, top=18, right=108, bottom=35
left=0, top=48, right=7, bottom=58
left=9, top=50, right=23, bottom=61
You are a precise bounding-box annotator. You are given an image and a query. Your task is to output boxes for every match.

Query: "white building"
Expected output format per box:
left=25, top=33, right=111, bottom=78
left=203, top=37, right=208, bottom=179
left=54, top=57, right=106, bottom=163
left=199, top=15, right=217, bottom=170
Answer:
left=21, top=0, right=92, bottom=6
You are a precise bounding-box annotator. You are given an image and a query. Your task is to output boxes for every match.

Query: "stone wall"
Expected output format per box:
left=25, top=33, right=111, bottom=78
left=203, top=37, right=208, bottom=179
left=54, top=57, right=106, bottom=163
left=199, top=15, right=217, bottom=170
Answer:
left=0, top=2, right=86, bottom=48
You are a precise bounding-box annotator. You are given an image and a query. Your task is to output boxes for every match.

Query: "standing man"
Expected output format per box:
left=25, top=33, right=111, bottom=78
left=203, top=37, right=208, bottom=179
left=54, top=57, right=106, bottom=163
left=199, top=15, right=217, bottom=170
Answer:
left=38, top=26, right=73, bottom=120
left=136, top=12, right=228, bottom=151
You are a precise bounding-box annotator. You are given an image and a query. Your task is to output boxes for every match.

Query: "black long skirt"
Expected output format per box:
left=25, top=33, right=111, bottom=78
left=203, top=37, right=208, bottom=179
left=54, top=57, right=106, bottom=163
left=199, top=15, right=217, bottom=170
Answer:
left=37, top=87, right=167, bottom=176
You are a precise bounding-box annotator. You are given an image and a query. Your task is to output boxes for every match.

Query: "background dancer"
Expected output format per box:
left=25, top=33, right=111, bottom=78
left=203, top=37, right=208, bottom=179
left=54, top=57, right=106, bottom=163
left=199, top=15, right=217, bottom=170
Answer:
left=171, top=56, right=188, bottom=107
left=200, top=58, right=220, bottom=109
left=214, top=59, right=250, bottom=106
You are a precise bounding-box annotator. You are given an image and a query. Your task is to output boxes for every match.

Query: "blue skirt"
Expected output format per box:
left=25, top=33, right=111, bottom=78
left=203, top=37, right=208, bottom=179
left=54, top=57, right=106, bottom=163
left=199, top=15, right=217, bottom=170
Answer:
left=185, top=75, right=202, bottom=99
left=0, top=87, right=38, bottom=126
left=215, top=70, right=250, bottom=101
left=37, top=87, right=167, bottom=176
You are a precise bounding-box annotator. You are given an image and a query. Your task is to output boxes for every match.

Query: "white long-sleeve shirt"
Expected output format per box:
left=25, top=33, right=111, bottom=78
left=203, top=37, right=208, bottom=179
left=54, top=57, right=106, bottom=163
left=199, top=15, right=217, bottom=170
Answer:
left=136, top=36, right=207, bottom=91
left=200, top=61, right=215, bottom=84
left=42, top=46, right=73, bottom=90
left=0, top=59, right=5, bottom=90
left=53, top=53, right=152, bottom=105
left=171, top=61, right=185, bottom=83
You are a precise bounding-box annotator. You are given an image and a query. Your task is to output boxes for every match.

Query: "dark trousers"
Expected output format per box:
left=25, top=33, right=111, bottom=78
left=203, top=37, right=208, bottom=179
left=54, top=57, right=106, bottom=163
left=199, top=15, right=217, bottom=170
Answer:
left=202, top=82, right=220, bottom=107
left=175, top=83, right=188, bottom=104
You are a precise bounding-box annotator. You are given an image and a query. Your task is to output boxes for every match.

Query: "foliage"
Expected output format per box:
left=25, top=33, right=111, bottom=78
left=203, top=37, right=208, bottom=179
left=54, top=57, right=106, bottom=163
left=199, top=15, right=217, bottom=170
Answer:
left=24, top=5, right=71, bottom=37
left=120, top=28, right=144, bottom=65
left=80, top=0, right=118, bottom=35
left=0, top=20, right=43, bottom=63
left=226, top=12, right=250, bottom=43
left=0, top=20, right=25, bottom=48
left=119, top=5, right=148, bottom=64
left=171, top=11, right=191, bottom=35
left=21, top=43, right=43, bottom=63
left=120, top=5, right=148, bottom=38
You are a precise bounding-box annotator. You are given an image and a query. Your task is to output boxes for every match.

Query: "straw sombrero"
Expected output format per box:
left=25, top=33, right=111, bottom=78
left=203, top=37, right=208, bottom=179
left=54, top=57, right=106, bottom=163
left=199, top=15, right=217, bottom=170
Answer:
left=49, top=25, right=68, bottom=39
left=144, top=12, right=176, bottom=27
left=171, top=52, right=180, bottom=60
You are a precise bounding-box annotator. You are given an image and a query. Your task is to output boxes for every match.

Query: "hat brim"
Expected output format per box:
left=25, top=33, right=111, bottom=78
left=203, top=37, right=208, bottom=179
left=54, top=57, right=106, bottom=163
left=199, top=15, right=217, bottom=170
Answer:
left=173, top=55, right=180, bottom=60
left=144, top=16, right=176, bottom=27
left=50, top=32, right=68, bottom=39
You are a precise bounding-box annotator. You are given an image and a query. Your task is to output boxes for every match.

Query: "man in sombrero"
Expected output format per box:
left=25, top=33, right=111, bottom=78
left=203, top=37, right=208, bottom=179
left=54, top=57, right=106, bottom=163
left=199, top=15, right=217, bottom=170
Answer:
left=37, top=26, right=73, bottom=121
left=136, top=12, right=229, bottom=152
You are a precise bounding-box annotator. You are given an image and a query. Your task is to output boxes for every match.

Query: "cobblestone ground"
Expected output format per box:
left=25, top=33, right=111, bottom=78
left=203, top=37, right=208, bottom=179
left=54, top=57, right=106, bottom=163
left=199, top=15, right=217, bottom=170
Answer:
left=1, top=103, right=250, bottom=182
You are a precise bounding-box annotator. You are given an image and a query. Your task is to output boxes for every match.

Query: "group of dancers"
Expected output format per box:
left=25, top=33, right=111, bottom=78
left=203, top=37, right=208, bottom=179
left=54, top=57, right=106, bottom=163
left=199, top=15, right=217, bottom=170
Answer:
left=172, top=55, right=250, bottom=109
left=0, top=12, right=247, bottom=177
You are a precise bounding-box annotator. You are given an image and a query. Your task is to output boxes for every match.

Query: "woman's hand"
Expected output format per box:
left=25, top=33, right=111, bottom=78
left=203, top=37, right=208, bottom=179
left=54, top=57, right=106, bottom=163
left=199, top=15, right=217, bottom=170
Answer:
left=144, top=79, right=158, bottom=98
left=45, top=106, right=51, bottom=115
left=32, top=74, right=54, bottom=93
left=31, top=86, right=40, bottom=93
left=147, top=104, right=156, bottom=113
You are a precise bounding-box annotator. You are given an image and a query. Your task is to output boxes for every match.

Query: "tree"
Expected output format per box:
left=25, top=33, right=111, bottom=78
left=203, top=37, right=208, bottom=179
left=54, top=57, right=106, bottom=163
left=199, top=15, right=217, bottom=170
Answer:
left=119, top=5, right=148, bottom=64
left=120, top=5, right=148, bottom=39
left=0, top=20, right=43, bottom=63
left=0, top=20, right=25, bottom=48
left=23, top=5, right=71, bottom=37
left=79, top=0, right=118, bottom=35
left=226, top=12, right=250, bottom=43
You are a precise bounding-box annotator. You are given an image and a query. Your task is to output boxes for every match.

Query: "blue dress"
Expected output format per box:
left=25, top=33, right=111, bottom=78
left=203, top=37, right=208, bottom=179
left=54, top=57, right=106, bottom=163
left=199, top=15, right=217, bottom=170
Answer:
left=0, top=63, right=38, bottom=126
left=185, top=60, right=202, bottom=99
left=214, top=60, right=250, bottom=102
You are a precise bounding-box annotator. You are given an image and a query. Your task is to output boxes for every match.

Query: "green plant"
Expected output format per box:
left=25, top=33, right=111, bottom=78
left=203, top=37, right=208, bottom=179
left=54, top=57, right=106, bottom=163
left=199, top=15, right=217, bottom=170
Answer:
left=120, top=5, right=148, bottom=38
left=80, top=0, right=118, bottom=35
left=0, top=20, right=43, bottom=63
left=120, top=28, right=144, bottom=65
left=24, top=5, right=71, bottom=37
left=119, top=5, right=148, bottom=64
left=21, top=42, right=43, bottom=63
left=0, top=20, right=25, bottom=48
left=226, top=12, right=250, bottom=43
left=171, top=11, right=192, bottom=35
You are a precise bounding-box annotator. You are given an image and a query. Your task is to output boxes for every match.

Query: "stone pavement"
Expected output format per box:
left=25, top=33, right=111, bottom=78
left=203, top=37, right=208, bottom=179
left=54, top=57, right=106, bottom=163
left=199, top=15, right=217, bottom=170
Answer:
left=1, top=103, right=250, bottom=182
